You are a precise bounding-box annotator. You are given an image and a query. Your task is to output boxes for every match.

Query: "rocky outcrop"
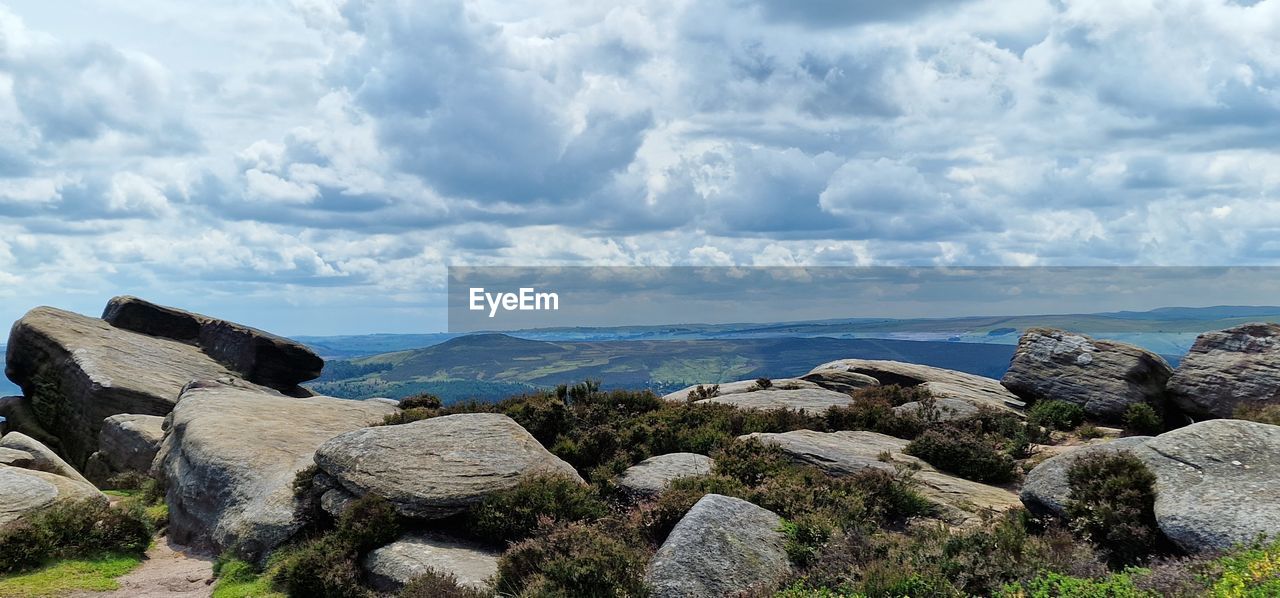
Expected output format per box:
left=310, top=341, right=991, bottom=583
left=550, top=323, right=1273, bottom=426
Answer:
left=363, top=533, right=500, bottom=593
left=617, top=453, right=714, bottom=498
left=646, top=494, right=791, bottom=597
left=1020, top=420, right=1280, bottom=553
left=696, top=388, right=854, bottom=412
left=0, top=465, right=104, bottom=525
left=744, top=429, right=1021, bottom=527
left=5, top=298, right=324, bottom=467
left=0, top=447, right=34, bottom=468
left=86, top=414, right=166, bottom=484
left=1020, top=436, right=1154, bottom=518
left=661, top=378, right=831, bottom=403
left=156, top=380, right=397, bottom=562
left=799, top=369, right=881, bottom=393
left=1002, top=328, right=1172, bottom=420
left=0, top=431, right=93, bottom=487
left=1166, top=323, right=1280, bottom=418
left=804, top=359, right=1025, bottom=415
left=102, top=296, right=323, bottom=390
left=314, top=413, right=583, bottom=519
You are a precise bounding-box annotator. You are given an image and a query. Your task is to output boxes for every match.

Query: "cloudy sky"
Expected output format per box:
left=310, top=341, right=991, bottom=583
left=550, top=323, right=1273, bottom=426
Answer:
left=1, top=0, right=1279, bottom=334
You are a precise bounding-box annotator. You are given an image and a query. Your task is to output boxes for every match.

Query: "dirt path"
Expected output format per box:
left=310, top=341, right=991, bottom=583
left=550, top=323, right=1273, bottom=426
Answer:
left=71, top=538, right=215, bottom=598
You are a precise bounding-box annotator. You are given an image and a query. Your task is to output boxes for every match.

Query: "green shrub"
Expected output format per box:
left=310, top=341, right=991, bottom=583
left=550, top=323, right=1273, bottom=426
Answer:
left=466, top=474, right=607, bottom=544
left=1207, top=539, right=1280, bottom=597
left=270, top=535, right=368, bottom=598
left=998, top=570, right=1155, bottom=597
left=905, top=428, right=1017, bottom=483
left=495, top=522, right=649, bottom=597
left=398, top=569, right=491, bottom=598
left=398, top=392, right=442, bottom=410
left=823, top=396, right=924, bottom=439
left=1235, top=403, right=1280, bottom=426
left=1077, top=423, right=1105, bottom=439
left=335, top=493, right=401, bottom=551
left=687, top=384, right=720, bottom=402
left=1028, top=400, right=1087, bottom=431
left=0, top=498, right=152, bottom=574
left=755, top=377, right=773, bottom=390
left=712, top=437, right=794, bottom=486
left=1066, top=451, right=1168, bottom=568
left=1122, top=404, right=1164, bottom=435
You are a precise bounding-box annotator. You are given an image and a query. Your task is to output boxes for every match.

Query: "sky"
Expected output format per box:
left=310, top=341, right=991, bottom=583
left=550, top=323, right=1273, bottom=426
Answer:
left=1, top=0, right=1279, bottom=334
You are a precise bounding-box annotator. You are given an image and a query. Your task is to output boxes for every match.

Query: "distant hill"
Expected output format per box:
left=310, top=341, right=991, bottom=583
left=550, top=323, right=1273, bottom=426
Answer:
left=308, top=334, right=1018, bottom=402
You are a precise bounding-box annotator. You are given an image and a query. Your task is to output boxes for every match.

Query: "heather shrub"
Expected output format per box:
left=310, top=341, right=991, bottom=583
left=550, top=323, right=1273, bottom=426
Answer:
left=398, top=569, right=491, bottom=598
left=905, top=428, right=1017, bottom=483
left=1028, top=400, right=1087, bottom=431
left=398, top=392, right=442, bottom=410
left=495, top=522, right=650, bottom=597
left=1123, top=403, right=1164, bottom=435
left=466, top=474, right=608, bottom=544
left=823, top=396, right=924, bottom=438
left=1236, top=403, right=1280, bottom=426
left=0, top=498, right=152, bottom=573
left=1065, top=451, right=1169, bottom=567
left=630, top=475, right=749, bottom=544
left=271, top=494, right=401, bottom=598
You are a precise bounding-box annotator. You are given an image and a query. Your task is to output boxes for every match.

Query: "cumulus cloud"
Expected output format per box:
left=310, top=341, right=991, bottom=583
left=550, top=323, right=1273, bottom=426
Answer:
left=1, top=0, right=1280, bottom=332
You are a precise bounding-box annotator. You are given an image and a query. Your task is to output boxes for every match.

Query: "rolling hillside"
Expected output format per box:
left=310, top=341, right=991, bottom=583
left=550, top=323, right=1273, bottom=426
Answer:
left=308, top=334, right=1019, bottom=402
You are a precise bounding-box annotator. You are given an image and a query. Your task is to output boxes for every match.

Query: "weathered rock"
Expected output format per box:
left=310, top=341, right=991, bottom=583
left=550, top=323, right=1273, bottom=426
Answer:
left=0, top=431, right=93, bottom=487
left=697, top=388, right=854, bottom=412
left=96, top=414, right=166, bottom=475
left=646, top=494, right=791, bottom=597
left=805, top=359, right=1025, bottom=415
left=799, top=368, right=882, bottom=393
left=156, top=380, right=397, bottom=562
left=0, top=447, right=34, bottom=468
left=363, top=533, right=500, bottom=593
left=103, top=296, right=324, bottom=390
left=0, top=464, right=104, bottom=525
left=1141, top=419, right=1280, bottom=553
left=1002, top=328, right=1172, bottom=420
left=320, top=488, right=358, bottom=518
left=617, top=453, right=714, bottom=498
left=894, top=398, right=982, bottom=422
left=1167, top=323, right=1280, bottom=418
left=315, top=413, right=583, bottom=519
left=661, top=378, right=830, bottom=403
left=1019, top=436, right=1154, bottom=518
left=5, top=306, right=242, bottom=466
left=1020, top=420, right=1280, bottom=553
left=0, top=395, right=58, bottom=448
left=744, top=429, right=1022, bottom=527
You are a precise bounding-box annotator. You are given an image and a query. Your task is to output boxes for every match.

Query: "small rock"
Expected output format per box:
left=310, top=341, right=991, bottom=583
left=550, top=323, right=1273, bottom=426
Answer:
left=0, top=464, right=104, bottom=525
left=0, top=447, right=34, bottom=468
left=617, top=453, right=714, bottom=498
left=363, top=533, right=500, bottom=593
left=646, top=494, right=791, bottom=598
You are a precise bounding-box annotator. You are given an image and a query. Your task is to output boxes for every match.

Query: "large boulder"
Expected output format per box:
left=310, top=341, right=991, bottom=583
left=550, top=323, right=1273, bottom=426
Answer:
left=804, top=359, right=1025, bottom=415
left=696, top=388, right=854, bottom=412
left=1167, top=323, right=1280, bottom=418
left=5, top=298, right=324, bottom=466
left=1019, top=436, right=1154, bottom=518
left=1141, top=419, right=1280, bottom=553
left=363, top=533, right=500, bottom=593
left=646, top=494, right=791, bottom=597
left=661, top=378, right=836, bottom=403
left=86, top=414, right=166, bottom=484
left=1019, top=420, right=1280, bottom=553
left=617, top=453, right=714, bottom=498
left=743, top=429, right=1022, bottom=527
left=1002, top=328, right=1172, bottom=420
left=6, top=307, right=240, bottom=466
left=0, top=431, right=93, bottom=487
left=102, top=296, right=323, bottom=389
left=314, top=413, right=583, bottom=519
left=156, top=380, right=397, bottom=561
left=0, top=465, right=104, bottom=525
